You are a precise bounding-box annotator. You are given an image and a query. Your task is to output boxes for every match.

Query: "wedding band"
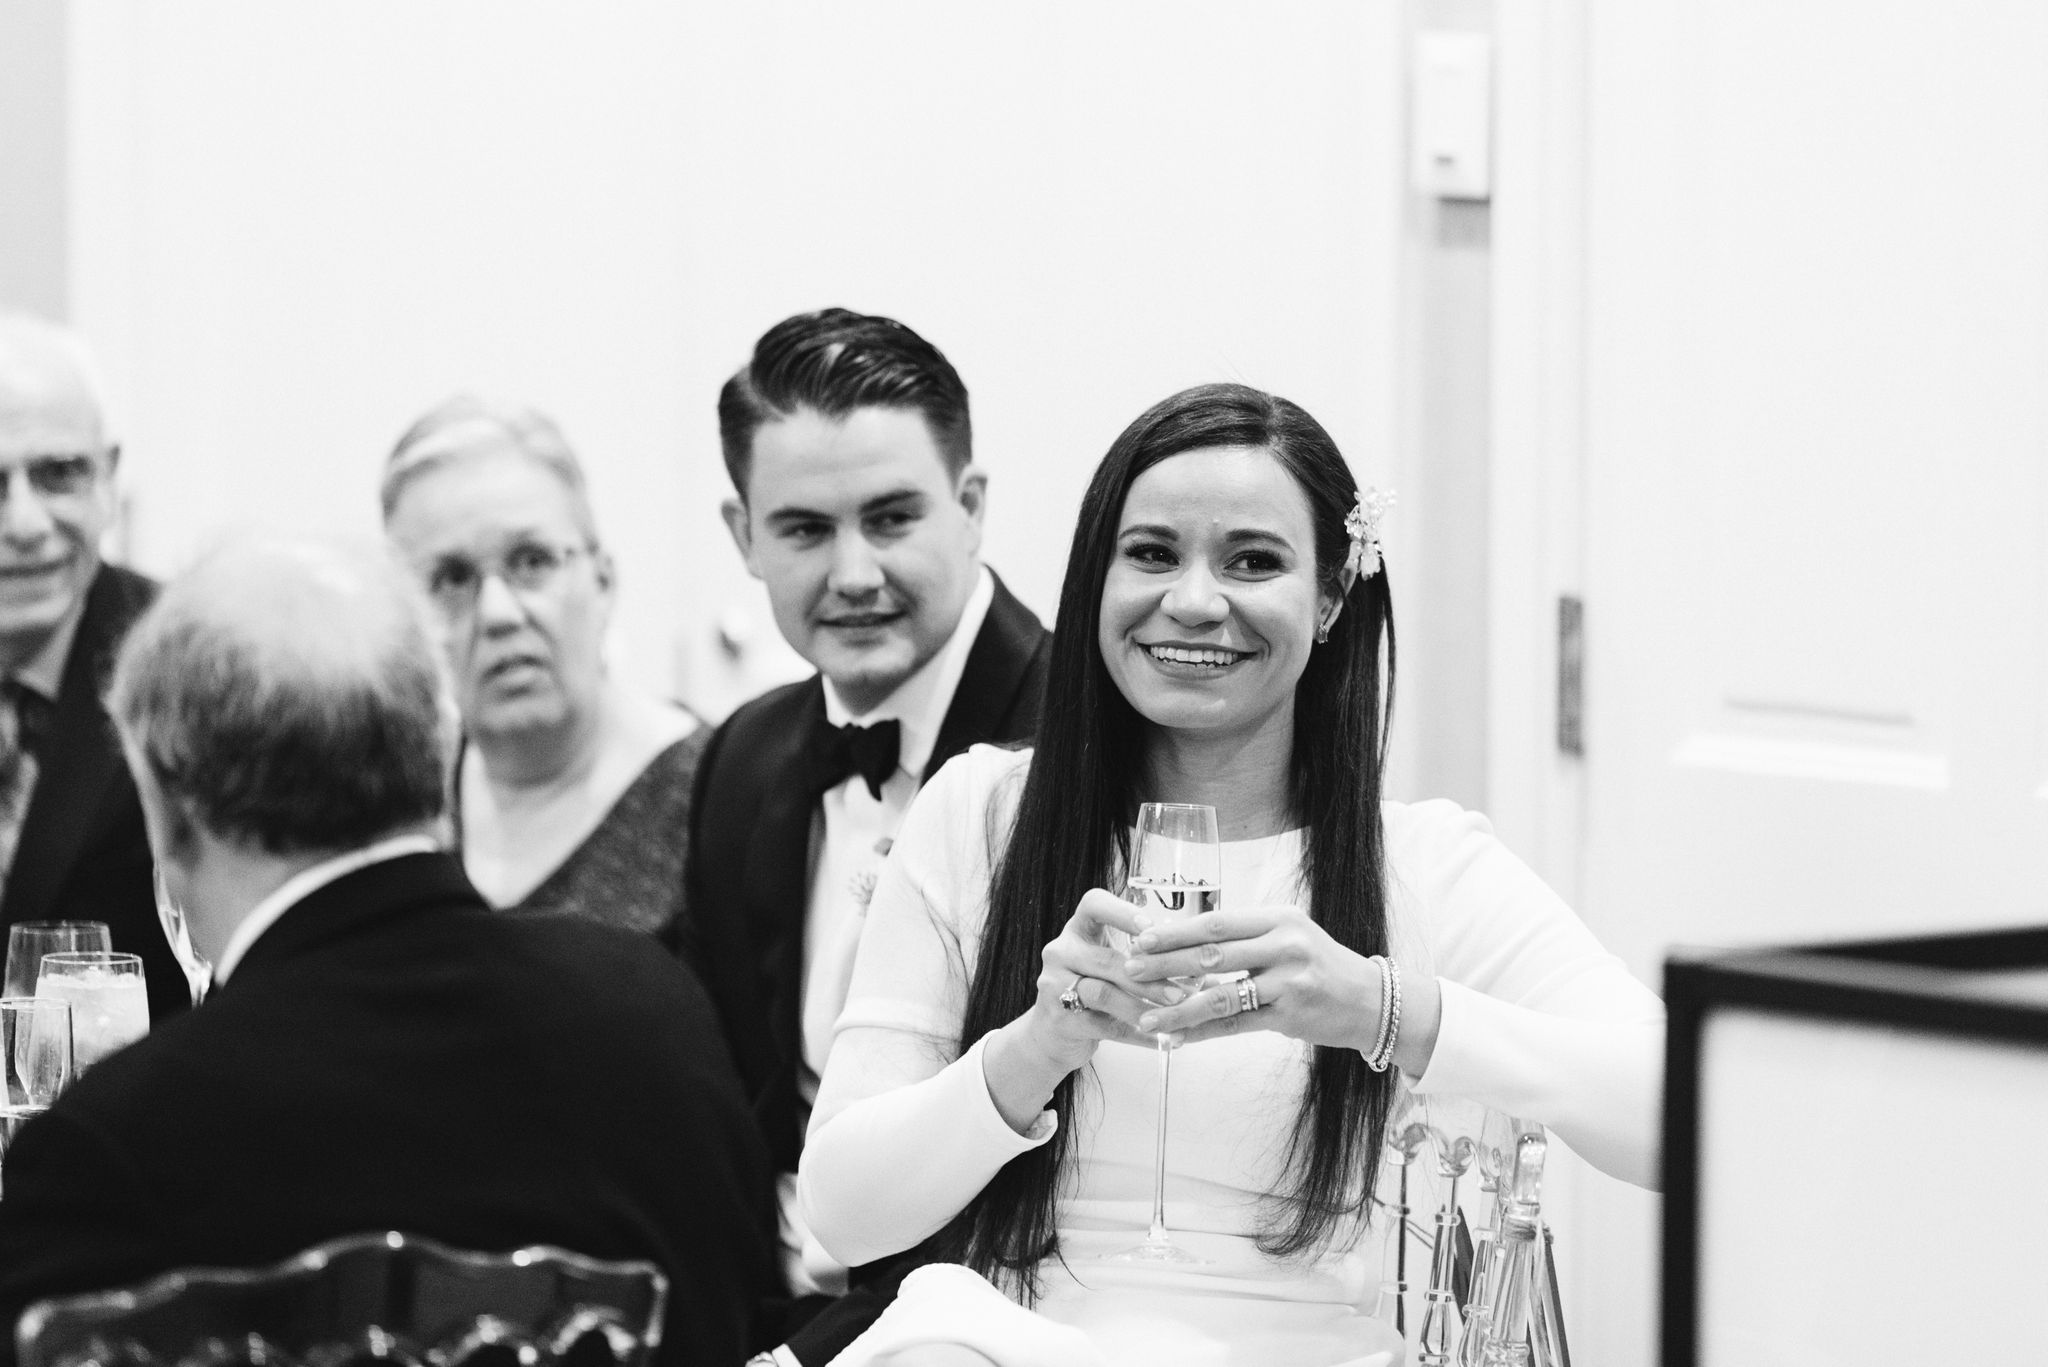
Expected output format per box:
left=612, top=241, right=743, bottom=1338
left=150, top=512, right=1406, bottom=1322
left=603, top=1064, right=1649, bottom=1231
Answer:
left=1236, top=977, right=1262, bottom=1015
left=1060, top=977, right=1087, bottom=1013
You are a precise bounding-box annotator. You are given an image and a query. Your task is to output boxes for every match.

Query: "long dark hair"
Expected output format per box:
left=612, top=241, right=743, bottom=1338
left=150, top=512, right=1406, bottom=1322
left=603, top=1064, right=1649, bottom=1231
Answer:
left=938, top=382, right=1398, bottom=1296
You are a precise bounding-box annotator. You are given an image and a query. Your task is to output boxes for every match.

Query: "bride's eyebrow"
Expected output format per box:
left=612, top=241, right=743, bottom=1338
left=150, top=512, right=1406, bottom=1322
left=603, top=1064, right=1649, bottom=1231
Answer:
left=1117, top=523, right=1179, bottom=540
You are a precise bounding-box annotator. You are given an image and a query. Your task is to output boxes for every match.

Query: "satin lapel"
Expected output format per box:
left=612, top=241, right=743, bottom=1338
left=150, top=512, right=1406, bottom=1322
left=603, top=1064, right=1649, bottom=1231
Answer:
left=924, top=571, right=1051, bottom=780
left=740, top=680, right=827, bottom=1070
left=3, top=569, right=147, bottom=924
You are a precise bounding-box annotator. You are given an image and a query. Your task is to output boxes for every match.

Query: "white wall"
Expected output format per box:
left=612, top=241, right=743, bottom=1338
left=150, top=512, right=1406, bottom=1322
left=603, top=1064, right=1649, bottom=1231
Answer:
left=0, top=0, right=68, bottom=319
left=66, top=0, right=1410, bottom=724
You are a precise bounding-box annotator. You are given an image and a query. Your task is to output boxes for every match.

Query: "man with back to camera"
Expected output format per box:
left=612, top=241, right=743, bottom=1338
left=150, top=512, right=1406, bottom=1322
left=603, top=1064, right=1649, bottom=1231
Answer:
left=0, top=313, right=182, bottom=1023
left=679, top=308, right=1051, bottom=1365
left=0, top=538, right=777, bottom=1367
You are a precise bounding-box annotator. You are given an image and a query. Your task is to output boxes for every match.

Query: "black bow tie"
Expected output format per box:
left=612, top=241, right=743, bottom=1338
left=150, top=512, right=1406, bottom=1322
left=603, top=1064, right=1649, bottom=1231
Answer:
left=806, top=716, right=902, bottom=801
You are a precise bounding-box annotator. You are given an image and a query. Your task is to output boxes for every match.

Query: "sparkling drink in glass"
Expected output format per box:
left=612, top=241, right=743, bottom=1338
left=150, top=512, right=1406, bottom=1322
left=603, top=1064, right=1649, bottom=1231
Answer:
left=4, top=921, right=111, bottom=1000
left=1107, top=801, right=1221, bottom=1266
left=1, top=996, right=73, bottom=1198
left=34, top=952, right=147, bottom=1071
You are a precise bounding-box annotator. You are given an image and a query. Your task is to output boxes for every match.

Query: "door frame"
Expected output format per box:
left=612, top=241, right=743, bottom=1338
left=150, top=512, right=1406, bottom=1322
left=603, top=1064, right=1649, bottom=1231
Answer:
left=1487, top=0, right=1588, bottom=899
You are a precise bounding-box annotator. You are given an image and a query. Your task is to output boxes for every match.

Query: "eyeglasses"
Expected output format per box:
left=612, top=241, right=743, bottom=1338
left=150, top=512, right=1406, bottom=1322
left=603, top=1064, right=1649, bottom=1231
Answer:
left=0, top=453, right=105, bottom=503
left=420, top=541, right=592, bottom=615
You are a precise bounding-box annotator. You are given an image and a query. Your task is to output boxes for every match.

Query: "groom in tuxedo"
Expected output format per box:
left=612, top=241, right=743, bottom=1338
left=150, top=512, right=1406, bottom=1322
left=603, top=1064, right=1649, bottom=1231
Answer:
left=682, top=308, right=1050, bottom=1365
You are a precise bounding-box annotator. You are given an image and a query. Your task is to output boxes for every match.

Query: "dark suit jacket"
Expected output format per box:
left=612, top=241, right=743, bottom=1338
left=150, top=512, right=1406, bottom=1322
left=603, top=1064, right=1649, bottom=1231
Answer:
left=1, top=563, right=185, bottom=1025
left=0, top=852, right=777, bottom=1367
left=676, top=570, right=1049, bottom=1364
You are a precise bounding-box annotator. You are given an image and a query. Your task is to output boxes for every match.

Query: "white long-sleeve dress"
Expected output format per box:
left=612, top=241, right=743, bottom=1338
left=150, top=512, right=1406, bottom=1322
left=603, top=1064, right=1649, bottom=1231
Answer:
left=800, top=746, right=1663, bottom=1367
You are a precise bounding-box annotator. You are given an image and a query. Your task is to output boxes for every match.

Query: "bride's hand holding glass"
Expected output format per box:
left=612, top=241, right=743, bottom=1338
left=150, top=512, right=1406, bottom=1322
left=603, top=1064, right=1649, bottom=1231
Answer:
left=983, top=888, right=1179, bottom=1132
left=1034, top=888, right=1183, bottom=1061
left=1126, top=904, right=1440, bottom=1067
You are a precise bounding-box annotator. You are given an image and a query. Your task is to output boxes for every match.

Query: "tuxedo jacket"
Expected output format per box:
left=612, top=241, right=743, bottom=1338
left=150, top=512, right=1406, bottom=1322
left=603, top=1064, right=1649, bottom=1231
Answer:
left=0, top=852, right=778, bottom=1367
left=676, top=573, right=1048, bottom=1364
left=0, top=563, right=186, bottom=1025
left=678, top=571, right=1050, bottom=1174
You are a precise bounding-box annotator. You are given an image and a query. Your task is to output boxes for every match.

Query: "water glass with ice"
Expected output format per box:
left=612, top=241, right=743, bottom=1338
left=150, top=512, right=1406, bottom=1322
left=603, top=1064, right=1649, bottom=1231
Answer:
left=34, top=951, right=147, bottom=1072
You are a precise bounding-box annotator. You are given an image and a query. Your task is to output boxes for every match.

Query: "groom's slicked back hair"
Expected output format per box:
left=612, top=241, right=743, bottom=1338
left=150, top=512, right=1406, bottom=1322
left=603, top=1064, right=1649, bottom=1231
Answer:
left=716, top=307, right=972, bottom=496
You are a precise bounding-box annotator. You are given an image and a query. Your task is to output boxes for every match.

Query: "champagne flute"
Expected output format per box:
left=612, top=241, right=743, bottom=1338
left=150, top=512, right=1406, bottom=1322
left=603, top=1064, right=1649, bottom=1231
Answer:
left=1106, top=801, right=1220, bottom=1265
left=155, top=865, right=211, bottom=1007
left=3, top=925, right=108, bottom=1136
left=35, top=951, right=148, bottom=1072
left=1, top=996, right=74, bottom=1197
left=4, top=921, right=112, bottom=1000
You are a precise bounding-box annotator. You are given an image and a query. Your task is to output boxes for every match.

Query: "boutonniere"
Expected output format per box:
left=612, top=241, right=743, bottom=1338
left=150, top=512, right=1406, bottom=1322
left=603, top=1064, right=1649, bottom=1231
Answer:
left=849, top=836, right=895, bottom=911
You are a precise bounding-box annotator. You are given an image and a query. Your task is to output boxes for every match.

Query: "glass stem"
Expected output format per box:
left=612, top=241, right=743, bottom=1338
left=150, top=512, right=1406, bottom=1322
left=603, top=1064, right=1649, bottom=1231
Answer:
left=1148, top=1035, right=1172, bottom=1242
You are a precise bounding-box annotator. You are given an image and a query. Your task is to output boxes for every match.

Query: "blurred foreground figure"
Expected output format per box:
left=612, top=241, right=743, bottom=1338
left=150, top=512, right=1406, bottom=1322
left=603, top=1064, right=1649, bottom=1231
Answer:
left=0, top=538, right=775, bottom=1367
left=382, top=397, right=703, bottom=932
left=0, top=313, right=181, bottom=1023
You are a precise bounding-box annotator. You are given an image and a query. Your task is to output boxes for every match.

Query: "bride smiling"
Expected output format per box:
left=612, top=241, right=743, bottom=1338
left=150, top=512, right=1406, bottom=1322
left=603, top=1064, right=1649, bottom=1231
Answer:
left=796, top=382, right=1662, bottom=1367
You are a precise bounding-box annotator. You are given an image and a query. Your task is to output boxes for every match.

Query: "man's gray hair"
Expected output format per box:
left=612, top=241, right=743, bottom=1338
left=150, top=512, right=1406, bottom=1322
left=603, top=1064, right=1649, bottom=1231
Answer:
left=107, top=537, right=452, bottom=854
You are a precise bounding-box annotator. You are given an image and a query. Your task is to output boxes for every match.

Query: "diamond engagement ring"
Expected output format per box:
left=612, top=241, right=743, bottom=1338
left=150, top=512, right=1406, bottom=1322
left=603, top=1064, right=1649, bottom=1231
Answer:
left=1060, top=976, right=1087, bottom=1013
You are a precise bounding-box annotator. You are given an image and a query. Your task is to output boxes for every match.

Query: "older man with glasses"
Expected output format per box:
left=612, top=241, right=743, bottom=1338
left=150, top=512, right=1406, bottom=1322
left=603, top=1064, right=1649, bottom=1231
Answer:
left=0, top=312, right=183, bottom=1024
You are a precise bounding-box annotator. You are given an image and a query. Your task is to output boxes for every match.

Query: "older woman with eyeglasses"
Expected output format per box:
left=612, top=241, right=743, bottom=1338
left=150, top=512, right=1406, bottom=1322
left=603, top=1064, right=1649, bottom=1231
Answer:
left=381, top=397, right=704, bottom=935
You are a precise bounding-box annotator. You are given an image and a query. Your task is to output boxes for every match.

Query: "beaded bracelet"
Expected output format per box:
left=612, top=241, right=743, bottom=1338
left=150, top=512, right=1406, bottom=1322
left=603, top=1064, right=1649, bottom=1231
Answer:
left=1364, top=954, right=1404, bottom=1073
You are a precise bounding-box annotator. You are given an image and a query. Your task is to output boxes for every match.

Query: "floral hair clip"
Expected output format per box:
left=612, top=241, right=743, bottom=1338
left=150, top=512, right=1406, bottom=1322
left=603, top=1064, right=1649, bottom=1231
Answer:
left=1343, top=488, right=1396, bottom=582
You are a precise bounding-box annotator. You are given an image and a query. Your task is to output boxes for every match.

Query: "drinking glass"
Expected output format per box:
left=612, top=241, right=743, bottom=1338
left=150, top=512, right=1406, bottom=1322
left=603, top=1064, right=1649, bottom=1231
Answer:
left=34, top=951, right=148, bottom=1072
left=1, top=996, right=74, bottom=1197
left=4, top=921, right=111, bottom=1000
left=1106, top=801, right=1220, bottom=1265
left=155, top=866, right=211, bottom=1007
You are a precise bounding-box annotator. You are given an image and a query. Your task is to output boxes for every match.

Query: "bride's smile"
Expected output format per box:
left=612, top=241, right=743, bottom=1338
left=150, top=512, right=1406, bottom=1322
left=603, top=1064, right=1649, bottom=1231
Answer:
left=1098, top=444, right=1335, bottom=745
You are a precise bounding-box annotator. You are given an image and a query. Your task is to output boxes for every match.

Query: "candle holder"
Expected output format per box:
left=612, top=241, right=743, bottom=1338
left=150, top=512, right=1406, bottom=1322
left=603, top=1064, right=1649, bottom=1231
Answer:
left=1416, top=1102, right=1480, bottom=1366
left=1374, top=1111, right=1432, bottom=1339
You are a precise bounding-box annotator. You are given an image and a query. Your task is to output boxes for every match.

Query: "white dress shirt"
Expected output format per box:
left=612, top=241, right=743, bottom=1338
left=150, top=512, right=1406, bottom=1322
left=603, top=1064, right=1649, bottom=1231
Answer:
left=777, top=565, right=995, bottom=1301
left=9, top=584, right=84, bottom=708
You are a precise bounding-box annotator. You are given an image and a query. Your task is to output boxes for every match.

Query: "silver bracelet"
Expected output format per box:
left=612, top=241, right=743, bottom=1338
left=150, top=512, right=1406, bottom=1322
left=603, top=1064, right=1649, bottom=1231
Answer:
left=1364, top=955, right=1392, bottom=1068
left=1387, top=958, right=1404, bottom=1067
left=1365, top=955, right=1403, bottom=1073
